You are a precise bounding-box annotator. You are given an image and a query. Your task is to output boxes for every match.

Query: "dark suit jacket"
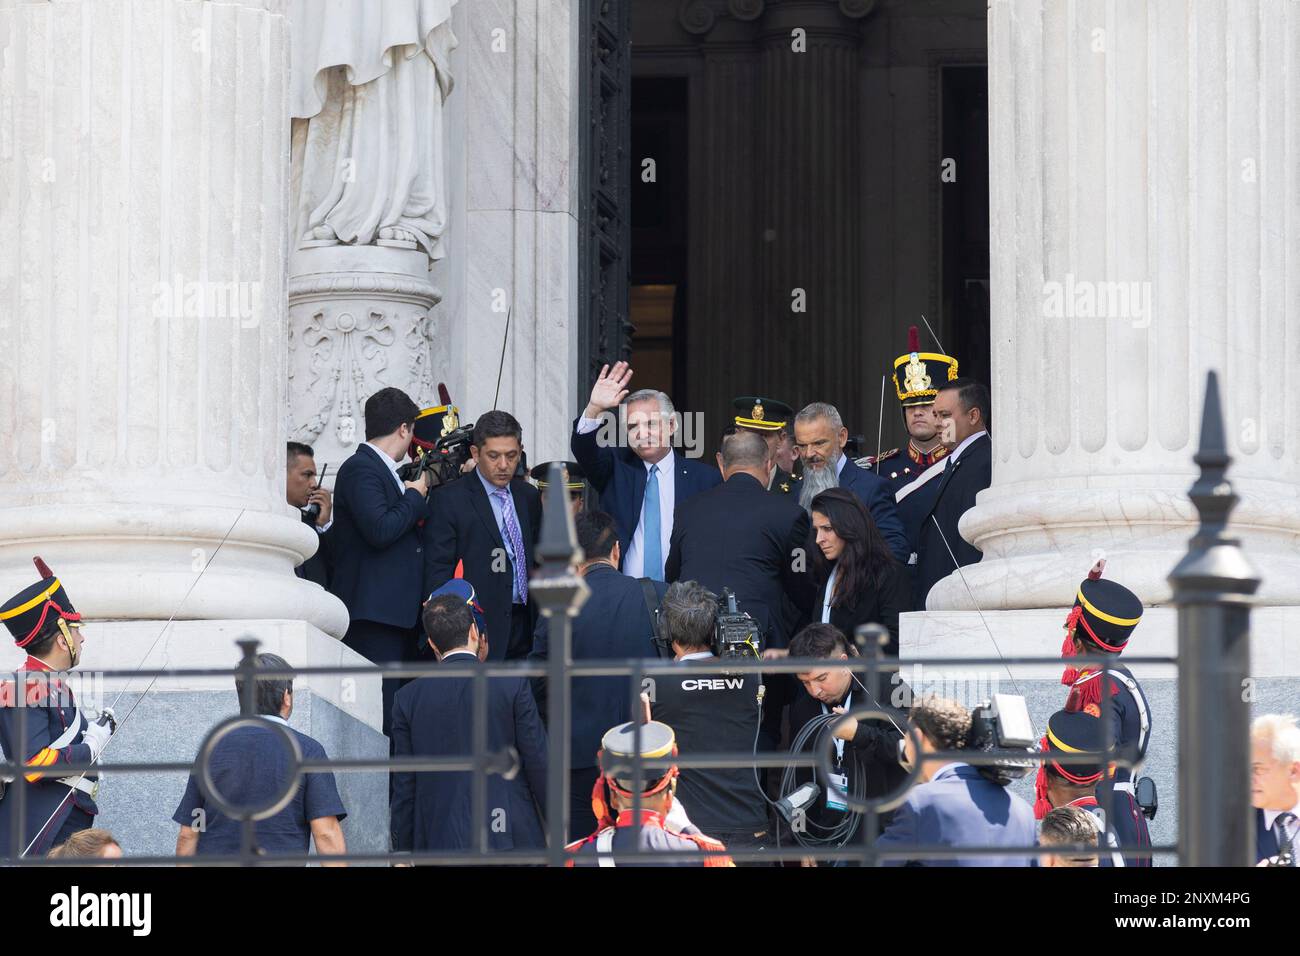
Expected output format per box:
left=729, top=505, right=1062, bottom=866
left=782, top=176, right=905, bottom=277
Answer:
left=1255, top=808, right=1283, bottom=864
left=665, top=473, right=813, bottom=649
left=570, top=417, right=721, bottom=567
left=904, top=434, right=992, bottom=608
left=328, top=443, right=428, bottom=629
left=786, top=684, right=907, bottom=842
left=529, top=564, right=667, bottom=769
left=876, top=763, right=1037, bottom=866
left=817, top=558, right=912, bottom=656
left=836, top=457, right=912, bottom=563
left=390, top=651, right=548, bottom=852
left=295, top=510, right=332, bottom=589
left=423, top=470, right=541, bottom=661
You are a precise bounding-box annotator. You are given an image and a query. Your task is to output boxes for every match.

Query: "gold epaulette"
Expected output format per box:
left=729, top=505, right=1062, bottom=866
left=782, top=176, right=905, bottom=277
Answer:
left=857, top=448, right=899, bottom=468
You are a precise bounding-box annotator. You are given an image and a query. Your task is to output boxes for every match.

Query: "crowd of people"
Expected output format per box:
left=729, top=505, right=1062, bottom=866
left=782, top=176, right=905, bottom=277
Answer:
left=1, top=328, right=1294, bottom=866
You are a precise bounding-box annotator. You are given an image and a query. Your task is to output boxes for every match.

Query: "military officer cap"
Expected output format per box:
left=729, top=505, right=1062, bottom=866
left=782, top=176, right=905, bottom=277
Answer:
left=1035, top=708, right=1107, bottom=818
left=733, top=397, right=794, bottom=433
left=894, top=326, right=959, bottom=407
left=409, top=401, right=463, bottom=459
left=529, top=461, right=585, bottom=494
left=1, top=556, right=82, bottom=649
left=1065, top=578, right=1143, bottom=653
left=425, top=578, right=488, bottom=639
left=598, top=721, right=678, bottom=796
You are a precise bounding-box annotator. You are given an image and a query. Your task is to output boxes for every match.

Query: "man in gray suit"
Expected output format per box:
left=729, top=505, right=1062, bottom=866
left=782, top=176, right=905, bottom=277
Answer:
left=876, top=696, right=1036, bottom=866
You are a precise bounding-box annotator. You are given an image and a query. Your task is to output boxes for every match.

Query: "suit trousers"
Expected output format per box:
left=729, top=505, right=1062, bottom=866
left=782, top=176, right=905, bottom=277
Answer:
left=344, top=619, right=416, bottom=745
left=507, top=604, right=533, bottom=661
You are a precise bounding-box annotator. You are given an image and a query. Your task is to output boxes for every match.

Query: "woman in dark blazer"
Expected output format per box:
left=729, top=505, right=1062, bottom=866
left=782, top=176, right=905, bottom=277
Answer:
left=808, top=488, right=912, bottom=657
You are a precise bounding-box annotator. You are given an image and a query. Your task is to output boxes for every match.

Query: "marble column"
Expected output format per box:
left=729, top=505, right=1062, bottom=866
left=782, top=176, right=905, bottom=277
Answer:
left=427, top=0, right=581, bottom=465
left=0, top=0, right=347, bottom=636
left=928, top=0, right=1300, bottom=611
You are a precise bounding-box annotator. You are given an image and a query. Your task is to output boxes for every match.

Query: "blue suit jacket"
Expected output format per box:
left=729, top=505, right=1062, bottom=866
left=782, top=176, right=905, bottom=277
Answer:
left=570, top=417, right=721, bottom=568
left=390, top=652, right=548, bottom=853
left=328, top=443, right=429, bottom=629
left=836, top=457, right=912, bottom=563
left=876, top=763, right=1037, bottom=866
left=529, top=563, right=667, bottom=769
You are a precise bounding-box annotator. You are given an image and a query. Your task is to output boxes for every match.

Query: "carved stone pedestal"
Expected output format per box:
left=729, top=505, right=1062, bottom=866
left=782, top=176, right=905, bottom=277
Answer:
left=287, top=245, right=443, bottom=472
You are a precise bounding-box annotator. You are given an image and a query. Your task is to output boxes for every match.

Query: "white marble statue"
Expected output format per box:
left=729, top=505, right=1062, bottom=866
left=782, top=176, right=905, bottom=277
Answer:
left=290, top=0, right=458, bottom=260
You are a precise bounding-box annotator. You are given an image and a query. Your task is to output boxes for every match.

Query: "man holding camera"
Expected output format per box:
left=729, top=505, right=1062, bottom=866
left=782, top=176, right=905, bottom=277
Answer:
left=876, top=695, right=1036, bottom=866
left=329, top=387, right=432, bottom=739
left=645, top=581, right=771, bottom=859
left=424, top=410, right=541, bottom=661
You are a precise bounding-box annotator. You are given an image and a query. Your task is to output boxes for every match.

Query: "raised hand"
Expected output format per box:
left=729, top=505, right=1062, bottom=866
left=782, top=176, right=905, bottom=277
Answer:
left=584, top=361, right=634, bottom=419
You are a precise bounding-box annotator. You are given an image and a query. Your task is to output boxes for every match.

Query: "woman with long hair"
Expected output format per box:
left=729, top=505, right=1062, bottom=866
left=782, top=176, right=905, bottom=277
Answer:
left=808, top=488, right=911, bottom=656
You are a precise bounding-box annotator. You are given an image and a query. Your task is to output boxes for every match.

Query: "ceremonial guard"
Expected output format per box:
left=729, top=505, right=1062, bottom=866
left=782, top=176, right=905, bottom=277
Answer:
left=1034, top=708, right=1127, bottom=867
left=1057, top=563, right=1153, bottom=865
left=733, top=396, right=800, bottom=496
left=860, top=326, right=958, bottom=496
left=530, top=460, right=587, bottom=516
left=0, top=558, right=112, bottom=858
left=565, top=721, right=734, bottom=866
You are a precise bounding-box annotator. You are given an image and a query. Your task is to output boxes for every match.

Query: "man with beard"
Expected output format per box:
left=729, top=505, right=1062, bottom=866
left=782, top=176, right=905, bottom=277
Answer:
left=792, top=402, right=909, bottom=563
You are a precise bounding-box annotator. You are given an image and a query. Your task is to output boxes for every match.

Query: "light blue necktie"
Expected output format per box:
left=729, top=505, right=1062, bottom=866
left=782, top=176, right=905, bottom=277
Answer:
left=642, top=464, right=663, bottom=581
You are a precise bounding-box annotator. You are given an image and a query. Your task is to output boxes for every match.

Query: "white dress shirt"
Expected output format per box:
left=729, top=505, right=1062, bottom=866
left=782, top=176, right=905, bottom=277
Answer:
left=577, top=416, right=675, bottom=578
left=821, top=566, right=838, bottom=624
left=362, top=441, right=407, bottom=494
left=946, top=429, right=988, bottom=465
left=1264, top=800, right=1300, bottom=858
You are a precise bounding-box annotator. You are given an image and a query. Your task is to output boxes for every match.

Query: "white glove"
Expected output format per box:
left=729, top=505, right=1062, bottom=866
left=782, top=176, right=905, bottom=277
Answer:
left=664, top=794, right=700, bottom=836
left=97, top=706, right=117, bottom=733
left=82, top=717, right=112, bottom=761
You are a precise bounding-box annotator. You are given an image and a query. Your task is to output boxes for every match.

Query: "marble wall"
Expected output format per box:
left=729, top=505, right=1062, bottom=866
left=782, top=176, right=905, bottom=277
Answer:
left=432, top=0, right=582, bottom=465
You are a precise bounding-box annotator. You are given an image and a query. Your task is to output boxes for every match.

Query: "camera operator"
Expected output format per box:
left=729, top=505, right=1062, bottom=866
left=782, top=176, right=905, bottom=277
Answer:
left=876, top=695, right=1036, bottom=866
left=645, top=581, right=771, bottom=860
left=329, top=387, right=432, bottom=740
left=784, top=623, right=907, bottom=865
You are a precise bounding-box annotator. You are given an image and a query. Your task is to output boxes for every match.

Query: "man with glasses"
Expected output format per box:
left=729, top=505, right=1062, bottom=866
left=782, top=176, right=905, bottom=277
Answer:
left=424, top=410, right=541, bottom=661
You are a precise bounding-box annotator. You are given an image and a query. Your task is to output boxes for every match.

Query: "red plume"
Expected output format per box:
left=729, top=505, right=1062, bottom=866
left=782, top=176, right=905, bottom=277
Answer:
left=907, top=325, right=920, bottom=352
left=1087, top=558, right=1105, bottom=580
left=437, top=383, right=452, bottom=406
left=33, top=556, right=53, bottom=579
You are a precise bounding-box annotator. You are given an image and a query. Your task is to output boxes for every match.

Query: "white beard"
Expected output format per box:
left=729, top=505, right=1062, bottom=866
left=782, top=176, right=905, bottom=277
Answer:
left=798, top=451, right=841, bottom=512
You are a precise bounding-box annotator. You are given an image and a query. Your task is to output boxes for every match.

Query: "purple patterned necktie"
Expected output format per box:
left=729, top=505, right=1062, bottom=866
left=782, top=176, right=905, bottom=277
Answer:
left=492, top=488, right=528, bottom=603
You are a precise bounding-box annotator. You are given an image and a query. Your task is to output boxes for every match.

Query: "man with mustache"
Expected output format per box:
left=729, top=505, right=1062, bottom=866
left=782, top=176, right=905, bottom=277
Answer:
left=791, top=402, right=910, bottom=563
